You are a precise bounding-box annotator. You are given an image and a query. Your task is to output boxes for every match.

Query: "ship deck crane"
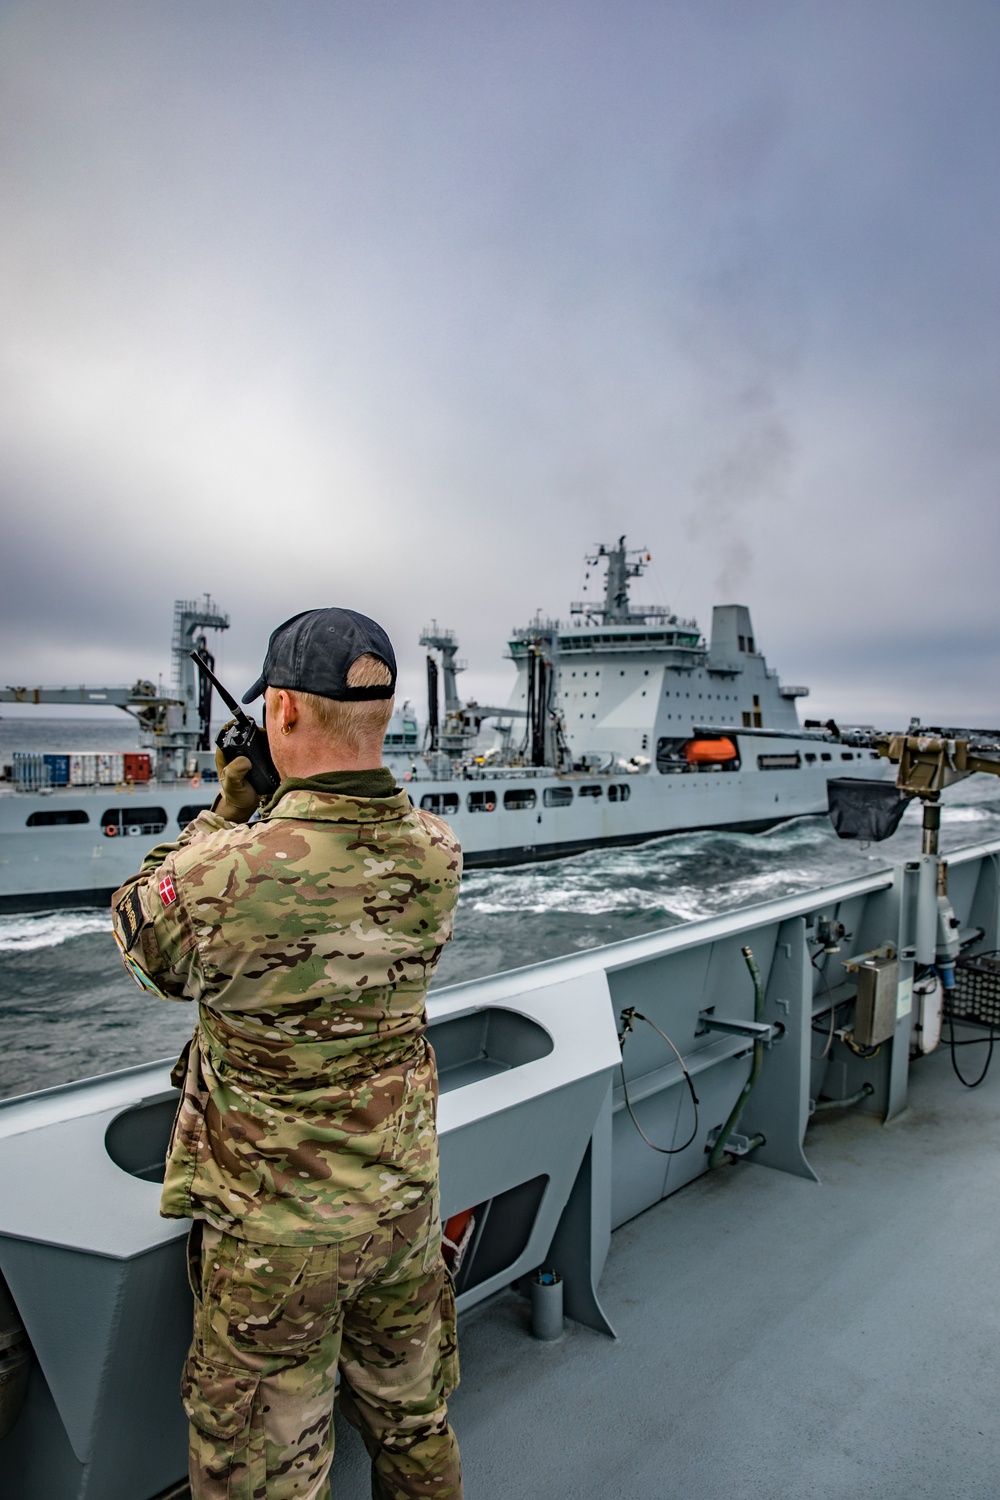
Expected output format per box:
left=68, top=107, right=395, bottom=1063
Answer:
left=2, top=596, right=230, bottom=779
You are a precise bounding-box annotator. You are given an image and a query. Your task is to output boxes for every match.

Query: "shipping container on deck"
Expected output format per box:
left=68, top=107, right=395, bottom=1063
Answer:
left=42, top=753, right=70, bottom=786
left=123, top=752, right=151, bottom=783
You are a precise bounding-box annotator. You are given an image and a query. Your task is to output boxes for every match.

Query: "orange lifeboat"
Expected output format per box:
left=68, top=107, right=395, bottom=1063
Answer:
left=684, top=737, right=738, bottom=765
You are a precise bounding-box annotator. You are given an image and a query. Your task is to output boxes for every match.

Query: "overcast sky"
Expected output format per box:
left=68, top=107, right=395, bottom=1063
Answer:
left=2, top=0, right=998, bottom=728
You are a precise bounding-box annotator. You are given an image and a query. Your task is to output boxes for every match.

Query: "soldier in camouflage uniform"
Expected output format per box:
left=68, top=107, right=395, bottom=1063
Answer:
left=111, top=608, right=463, bottom=1500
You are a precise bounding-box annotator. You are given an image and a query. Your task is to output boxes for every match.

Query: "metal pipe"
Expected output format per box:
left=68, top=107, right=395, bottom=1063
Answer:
left=708, top=946, right=765, bottom=1170
left=922, top=799, right=941, bottom=857
left=812, top=1082, right=875, bottom=1113
left=425, top=656, right=439, bottom=751
left=530, top=1269, right=564, bottom=1340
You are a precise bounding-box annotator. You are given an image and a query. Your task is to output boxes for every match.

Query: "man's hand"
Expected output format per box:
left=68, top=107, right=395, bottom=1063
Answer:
left=214, top=748, right=261, bottom=823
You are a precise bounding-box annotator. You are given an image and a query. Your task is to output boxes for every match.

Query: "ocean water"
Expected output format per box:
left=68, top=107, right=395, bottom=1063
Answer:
left=4, top=720, right=1000, bottom=1100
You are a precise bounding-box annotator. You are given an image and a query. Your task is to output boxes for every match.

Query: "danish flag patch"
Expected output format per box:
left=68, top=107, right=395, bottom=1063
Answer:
left=158, top=876, right=178, bottom=907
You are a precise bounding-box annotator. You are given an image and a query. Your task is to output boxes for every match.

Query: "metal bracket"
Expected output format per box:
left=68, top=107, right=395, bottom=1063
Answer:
left=841, top=941, right=896, bottom=972
left=697, top=1013, right=782, bottom=1045
left=704, top=1128, right=764, bottom=1158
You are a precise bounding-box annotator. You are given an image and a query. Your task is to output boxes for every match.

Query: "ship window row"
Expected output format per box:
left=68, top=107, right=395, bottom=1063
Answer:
left=557, top=636, right=702, bottom=655
left=26, top=804, right=220, bottom=840
left=803, top=751, right=863, bottom=766
left=420, top=783, right=631, bottom=814
left=758, top=750, right=857, bottom=772
left=25, top=805, right=212, bottom=831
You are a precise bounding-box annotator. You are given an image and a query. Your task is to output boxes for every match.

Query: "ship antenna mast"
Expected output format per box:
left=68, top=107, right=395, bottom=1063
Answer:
left=575, top=536, right=650, bottom=624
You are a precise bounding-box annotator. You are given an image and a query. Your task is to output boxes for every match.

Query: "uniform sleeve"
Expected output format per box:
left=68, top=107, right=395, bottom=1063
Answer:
left=111, top=850, right=209, bottom=1003
left=137, top=806, right=238, bottom=876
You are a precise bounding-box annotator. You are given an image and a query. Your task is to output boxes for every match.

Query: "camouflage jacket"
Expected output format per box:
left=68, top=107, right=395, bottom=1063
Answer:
left=111, top=773, right=462, bottom=1245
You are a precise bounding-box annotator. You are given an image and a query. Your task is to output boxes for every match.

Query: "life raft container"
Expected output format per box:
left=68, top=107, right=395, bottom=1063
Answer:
left=684, top=737, right=738, bottom=765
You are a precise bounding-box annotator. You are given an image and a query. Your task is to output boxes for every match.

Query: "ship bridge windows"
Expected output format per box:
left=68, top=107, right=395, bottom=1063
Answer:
left=467, top=790, right=497, bottom=813
left=26, top=808, right=90, bottom=828
left=607, top=783, right=631, bottom=802
left=177, top=804, right=212, bottom=826
left=421, top=793, right=460, bottom=815
left=578, top=784, right=603, bottom=798
left=503, top=788, right=537, bottom=811
left=101, top=807, right=168, bottom=837
left=543, top=786, right=573, bottom=808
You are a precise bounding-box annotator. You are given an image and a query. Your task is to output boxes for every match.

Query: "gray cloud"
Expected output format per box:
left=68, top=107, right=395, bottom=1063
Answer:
left=2, top=0, right=1000, bottom=726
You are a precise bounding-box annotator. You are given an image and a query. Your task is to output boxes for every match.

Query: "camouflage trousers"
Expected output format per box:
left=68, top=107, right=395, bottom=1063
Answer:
left=183, top=1198, right=462, bottom=1500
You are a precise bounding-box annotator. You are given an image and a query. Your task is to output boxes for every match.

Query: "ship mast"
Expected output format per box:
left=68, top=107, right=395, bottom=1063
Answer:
left=571, top=536, right=669, bottom=626
left=172, top=597, right=231, bottom=751
left=600, top=535, right=643, bottom=622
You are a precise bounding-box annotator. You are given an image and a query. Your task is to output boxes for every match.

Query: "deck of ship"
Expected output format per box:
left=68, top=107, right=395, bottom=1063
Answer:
left=309, top=1033, right=996, bottom=1500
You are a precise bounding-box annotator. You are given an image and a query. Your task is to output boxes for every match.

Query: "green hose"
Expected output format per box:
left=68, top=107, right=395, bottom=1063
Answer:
left=708, top=945, right=766, bottom=1170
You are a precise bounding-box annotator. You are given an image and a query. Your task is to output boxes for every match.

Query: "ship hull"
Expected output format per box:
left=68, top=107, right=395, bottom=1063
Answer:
left=462, top=813, right=786, bottom=869
left=0, top=738, right=879, bottom=911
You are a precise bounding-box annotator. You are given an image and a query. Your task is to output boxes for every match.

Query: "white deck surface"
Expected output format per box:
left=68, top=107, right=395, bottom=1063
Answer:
left=335, top=1037, right=1000, bottom=1500
left=169, top=1036, right=1000, bottom=1500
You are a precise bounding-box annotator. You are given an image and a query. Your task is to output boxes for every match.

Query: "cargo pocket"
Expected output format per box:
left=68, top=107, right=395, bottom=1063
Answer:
left=181, top=1350, right=259, bottom=1441
left=220, top=1241, right=335, bottom=1354
left=186, top=1220, right=204, bottom=1300
left=436, top=1273, right=460, bottom=1399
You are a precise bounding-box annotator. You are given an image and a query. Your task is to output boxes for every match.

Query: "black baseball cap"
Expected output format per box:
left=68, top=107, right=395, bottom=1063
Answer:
left=242, top=608, right=397, bottom=703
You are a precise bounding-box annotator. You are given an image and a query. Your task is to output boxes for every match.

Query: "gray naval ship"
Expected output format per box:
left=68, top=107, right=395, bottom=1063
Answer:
left=0, top=539, right=880, bottom=913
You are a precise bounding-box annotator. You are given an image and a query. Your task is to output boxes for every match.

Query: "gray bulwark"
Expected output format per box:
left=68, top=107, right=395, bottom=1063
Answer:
left=0, top=1065, right=190, bottom=1499
left=0, top=974, right=621, bottom=1500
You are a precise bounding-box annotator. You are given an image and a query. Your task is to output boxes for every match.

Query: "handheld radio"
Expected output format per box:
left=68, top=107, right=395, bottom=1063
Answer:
left=189, top=651, right=282, bottom=798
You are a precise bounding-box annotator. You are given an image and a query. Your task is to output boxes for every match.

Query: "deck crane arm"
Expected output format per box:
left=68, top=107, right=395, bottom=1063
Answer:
left=0, top=684, right=177, bottom=708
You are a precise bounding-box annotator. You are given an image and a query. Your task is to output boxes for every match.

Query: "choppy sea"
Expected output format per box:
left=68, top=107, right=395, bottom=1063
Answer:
left=4, top=717, right=1000, bottom=1101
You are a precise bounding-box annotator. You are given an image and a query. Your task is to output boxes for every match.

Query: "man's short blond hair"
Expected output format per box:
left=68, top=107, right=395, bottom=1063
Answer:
left=294, top=654, right=394, bottom=750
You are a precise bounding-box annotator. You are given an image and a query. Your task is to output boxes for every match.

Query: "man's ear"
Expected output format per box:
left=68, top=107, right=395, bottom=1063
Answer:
left=277, top=689, right=299, bottom=731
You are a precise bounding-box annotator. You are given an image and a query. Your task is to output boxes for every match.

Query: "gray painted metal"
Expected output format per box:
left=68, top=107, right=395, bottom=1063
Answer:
left=1, top=837, right=997, bottom=1498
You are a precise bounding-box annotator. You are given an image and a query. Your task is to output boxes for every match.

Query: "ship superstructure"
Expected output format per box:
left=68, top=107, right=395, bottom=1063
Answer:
left=0, top=544, right=879, bottom=911
left=504, top=538, right=806, bottom=771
